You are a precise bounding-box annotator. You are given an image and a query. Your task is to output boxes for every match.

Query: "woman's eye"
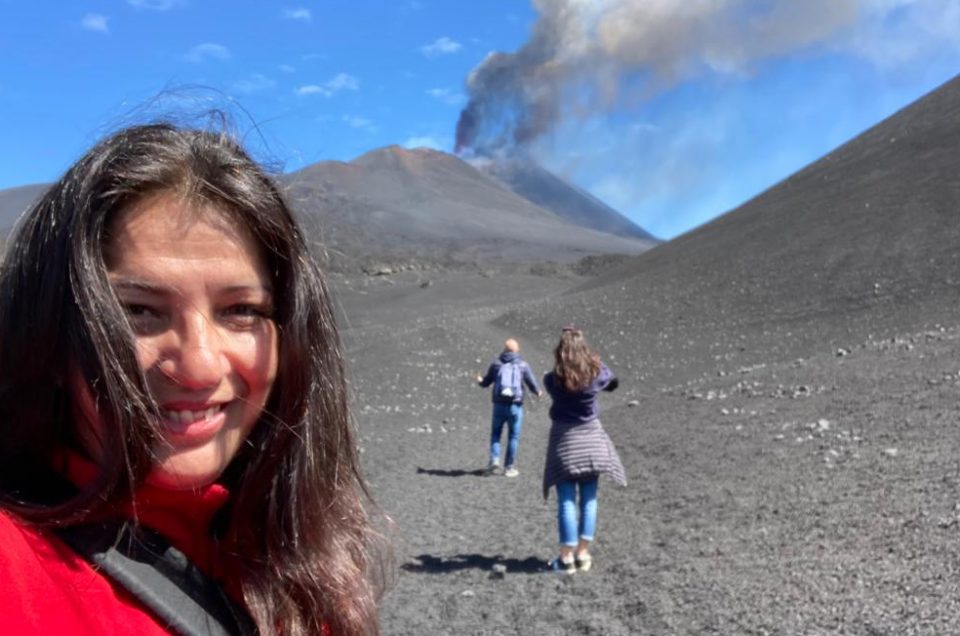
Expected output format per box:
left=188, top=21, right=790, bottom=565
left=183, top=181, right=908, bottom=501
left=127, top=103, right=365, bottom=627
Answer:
left=122, top=304, right=165, bottom=333
left=223, top=304, right=273, bottom=326
left=125, top=304, right=152, bottom=317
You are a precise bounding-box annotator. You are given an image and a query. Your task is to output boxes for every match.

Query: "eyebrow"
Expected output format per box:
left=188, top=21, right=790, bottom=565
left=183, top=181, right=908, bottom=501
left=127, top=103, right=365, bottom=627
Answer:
left=110, top=277, right=274, bottom=298
left=110, top=278, right=173, bottom=295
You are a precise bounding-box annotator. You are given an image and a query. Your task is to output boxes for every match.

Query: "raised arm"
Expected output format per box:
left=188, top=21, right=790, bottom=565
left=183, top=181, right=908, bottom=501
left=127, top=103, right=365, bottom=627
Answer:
left=597, top=363, right=618, bottom=392
left=477, top=362, right=496, bottom=387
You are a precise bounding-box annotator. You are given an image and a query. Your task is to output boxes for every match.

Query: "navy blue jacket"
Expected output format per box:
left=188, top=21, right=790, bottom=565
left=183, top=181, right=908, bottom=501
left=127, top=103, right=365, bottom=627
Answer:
left=478, top=351, right=542, bottom=405
left=543, top=362, right=618, bottom=424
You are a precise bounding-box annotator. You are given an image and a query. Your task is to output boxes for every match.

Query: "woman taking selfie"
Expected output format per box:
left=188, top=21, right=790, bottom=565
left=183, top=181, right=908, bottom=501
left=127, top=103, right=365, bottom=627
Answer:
left=0, top=122, right=383, bottom=635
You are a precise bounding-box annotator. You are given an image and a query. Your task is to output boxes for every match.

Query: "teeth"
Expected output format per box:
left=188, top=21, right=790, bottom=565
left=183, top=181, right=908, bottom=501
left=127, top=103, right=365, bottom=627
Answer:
left=162, top=405, right=221, bottom=423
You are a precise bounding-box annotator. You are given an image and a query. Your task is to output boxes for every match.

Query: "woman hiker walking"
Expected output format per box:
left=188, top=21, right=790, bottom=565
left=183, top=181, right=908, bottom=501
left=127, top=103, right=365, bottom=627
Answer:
left=542, top=326, right=626, bottom=574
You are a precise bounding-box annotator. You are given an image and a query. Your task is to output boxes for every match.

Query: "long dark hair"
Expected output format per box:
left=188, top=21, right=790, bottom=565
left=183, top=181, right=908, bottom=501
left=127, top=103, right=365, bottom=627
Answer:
left=0, top=122, right=381, bottom=635
left=553, top=328, right=602, bottom=392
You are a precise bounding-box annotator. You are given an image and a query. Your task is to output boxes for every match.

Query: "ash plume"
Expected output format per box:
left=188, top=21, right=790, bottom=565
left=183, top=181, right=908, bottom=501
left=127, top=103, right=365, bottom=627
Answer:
left=455, top=0, right=870, bottom=155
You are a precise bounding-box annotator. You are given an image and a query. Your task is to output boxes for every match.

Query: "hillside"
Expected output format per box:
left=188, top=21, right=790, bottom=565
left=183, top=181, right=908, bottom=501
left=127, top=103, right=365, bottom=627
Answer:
left=0, top=183, right=47, bottom=235
left=495, top=73, right=960, bottom=387
left=283, top=146, right=657, bottom=271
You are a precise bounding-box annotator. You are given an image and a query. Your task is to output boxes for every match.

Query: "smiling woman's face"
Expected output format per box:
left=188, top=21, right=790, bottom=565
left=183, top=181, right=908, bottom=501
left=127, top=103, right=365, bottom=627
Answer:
left=78, top=193, right=279, bottom=490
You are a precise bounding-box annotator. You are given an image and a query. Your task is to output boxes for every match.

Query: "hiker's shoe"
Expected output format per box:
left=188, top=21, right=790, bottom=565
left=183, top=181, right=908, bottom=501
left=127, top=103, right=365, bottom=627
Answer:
left=484, top=460, right=500, bottom=476
left=551, top=555, right=576, bottom=575
left=575, top=553, right=593, bottom=572
left=504, top=467, right=519, bottom=478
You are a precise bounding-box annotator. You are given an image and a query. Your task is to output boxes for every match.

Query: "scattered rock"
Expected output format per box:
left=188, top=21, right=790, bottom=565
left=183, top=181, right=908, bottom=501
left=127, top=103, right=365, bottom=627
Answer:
left=363, top=264, right=394, bottom=276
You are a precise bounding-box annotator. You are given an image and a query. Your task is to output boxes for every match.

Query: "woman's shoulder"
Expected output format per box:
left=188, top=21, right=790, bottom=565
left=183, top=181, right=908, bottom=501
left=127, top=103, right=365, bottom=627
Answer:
left=0, top=509, right=85, bottom=627
left=0, top=508, right=86, bottom=592
left=0, top=508, right=173, bottom=633
left=0, top=507, right=50, bottom=557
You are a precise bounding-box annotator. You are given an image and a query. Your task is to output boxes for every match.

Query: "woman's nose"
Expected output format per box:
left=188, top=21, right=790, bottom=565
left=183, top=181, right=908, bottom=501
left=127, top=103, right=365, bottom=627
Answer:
left=157, top=313, right=225, bottom=389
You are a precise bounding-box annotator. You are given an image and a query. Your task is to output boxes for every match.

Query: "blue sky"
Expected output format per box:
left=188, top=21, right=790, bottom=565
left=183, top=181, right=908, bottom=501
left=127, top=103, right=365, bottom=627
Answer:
left=1, top=1, right=959, bottom=239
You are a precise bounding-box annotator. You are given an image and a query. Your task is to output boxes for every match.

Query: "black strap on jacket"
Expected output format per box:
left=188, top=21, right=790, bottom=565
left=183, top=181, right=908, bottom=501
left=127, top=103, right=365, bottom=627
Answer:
left=56, top=522, right=257, bottom=636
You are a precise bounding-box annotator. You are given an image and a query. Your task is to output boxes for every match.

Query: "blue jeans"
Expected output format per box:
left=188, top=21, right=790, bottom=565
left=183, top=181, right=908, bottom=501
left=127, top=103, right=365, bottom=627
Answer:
left=490, top=402, right=523, bottom=467
left=556, top=477, right=599, bottom=546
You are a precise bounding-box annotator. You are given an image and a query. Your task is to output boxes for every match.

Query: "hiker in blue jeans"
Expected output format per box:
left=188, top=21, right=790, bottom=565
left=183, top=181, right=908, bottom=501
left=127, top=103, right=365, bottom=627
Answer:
left=476, top=338, right=543, bottom=477
left=542, top=327, right=625, bottom=574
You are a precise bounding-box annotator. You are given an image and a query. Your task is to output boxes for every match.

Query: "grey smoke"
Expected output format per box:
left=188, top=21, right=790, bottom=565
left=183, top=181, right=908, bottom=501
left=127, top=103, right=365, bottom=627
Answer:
left=455, top=0, right=875, bottom=154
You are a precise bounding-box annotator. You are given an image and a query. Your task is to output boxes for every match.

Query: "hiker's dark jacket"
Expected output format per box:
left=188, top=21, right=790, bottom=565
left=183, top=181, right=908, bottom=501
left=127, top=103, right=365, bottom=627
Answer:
left=478, top=350, right=541, bottom=405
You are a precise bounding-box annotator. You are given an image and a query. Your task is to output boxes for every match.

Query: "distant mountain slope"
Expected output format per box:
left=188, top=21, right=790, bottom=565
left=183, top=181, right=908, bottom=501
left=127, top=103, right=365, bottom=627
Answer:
left=0, top=183, right=47, bottom=233
left=0, top=147, right=656, bottom=269
left=283, top=146, right=657, bottom=269
left=476, top=156, right=657, bottom=241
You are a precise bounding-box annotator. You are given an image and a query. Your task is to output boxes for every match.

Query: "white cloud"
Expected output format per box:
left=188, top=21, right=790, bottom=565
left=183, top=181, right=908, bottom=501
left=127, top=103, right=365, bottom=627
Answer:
left=185, top=43, right=231, bottom=63
left=282, top=7, right=311, bottom=22
left=848, top=0, right=960, bottom=69
left=421, top=36, right=462, bottom=57
left=296, top=73, right=359, bottom=97
left=232, top=73, right=276, bottom=94
left=279, top=64, right=296, bottom=73
left=343, top=115, right=376, bottom=131
left=127, top=0, right=184, bottom=10
left=403, top=136, right=444, bottom=150
left=427, top=87, right=465, bottom=105
left=326, top=73, right=358, bottom=92
left=81, top=13, right=109, bottom=33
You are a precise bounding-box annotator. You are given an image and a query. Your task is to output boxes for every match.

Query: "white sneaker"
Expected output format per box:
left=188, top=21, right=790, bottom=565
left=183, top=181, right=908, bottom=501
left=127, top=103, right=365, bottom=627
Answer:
left=484, top=460, right=500, bottom=476
left=504, top=467, right=519, bottom=478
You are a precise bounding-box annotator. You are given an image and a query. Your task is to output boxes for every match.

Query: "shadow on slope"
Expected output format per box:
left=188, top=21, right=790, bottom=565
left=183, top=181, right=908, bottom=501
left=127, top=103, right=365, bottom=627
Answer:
left=402, top=554, right=547, bottom=575
left=415, top=467, right=486, bottom=478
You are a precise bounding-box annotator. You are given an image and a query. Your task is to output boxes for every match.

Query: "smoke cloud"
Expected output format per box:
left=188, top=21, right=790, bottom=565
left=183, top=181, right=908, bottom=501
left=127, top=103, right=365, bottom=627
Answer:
left=455, top=0, right=870, bottom=154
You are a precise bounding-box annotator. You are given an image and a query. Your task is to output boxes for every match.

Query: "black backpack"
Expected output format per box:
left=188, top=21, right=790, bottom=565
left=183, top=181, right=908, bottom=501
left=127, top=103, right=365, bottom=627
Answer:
left=57, top=522, right=257, bottom=636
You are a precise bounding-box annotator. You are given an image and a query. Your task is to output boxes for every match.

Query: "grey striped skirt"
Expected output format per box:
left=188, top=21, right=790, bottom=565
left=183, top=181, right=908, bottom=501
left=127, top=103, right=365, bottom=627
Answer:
left=542, top=418, right=626, bottom=499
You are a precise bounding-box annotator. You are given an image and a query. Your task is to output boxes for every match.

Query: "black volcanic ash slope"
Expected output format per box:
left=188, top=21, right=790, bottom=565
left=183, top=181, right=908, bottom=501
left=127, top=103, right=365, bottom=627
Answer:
left=496, top=73, right=960, bottom=387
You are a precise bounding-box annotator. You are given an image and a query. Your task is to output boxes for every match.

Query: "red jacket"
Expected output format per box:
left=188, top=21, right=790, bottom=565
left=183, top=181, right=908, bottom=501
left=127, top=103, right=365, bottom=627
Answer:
left=0, top=453, right=234, bottom=634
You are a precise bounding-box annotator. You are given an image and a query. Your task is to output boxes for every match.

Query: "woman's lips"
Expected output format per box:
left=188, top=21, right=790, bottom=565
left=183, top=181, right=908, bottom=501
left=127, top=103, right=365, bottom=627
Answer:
left=159, top=403, right=227, bottom=442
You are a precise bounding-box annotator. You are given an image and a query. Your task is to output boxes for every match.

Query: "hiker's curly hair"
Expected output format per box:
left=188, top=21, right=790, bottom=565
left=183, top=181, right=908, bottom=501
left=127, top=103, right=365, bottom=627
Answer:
left=553, top=328, right=602, bottom=392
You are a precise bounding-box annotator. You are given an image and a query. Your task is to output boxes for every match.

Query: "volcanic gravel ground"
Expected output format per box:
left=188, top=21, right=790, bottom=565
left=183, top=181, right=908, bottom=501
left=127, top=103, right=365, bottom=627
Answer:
left=337, top=270, right=960, bottom=635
